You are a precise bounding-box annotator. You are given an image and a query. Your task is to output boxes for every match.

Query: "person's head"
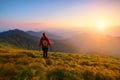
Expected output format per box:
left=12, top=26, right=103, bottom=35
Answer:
left=43, top=32, right=46, bottom=37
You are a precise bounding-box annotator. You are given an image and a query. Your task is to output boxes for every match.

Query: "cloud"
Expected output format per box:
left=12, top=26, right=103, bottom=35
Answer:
left=0, top=21, right=50, bottom=30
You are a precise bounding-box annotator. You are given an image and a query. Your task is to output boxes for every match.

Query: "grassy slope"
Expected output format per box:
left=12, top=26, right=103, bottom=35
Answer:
left=0, top=47, right=120, bottom=80
left=0, top=42, right=19, bottom=49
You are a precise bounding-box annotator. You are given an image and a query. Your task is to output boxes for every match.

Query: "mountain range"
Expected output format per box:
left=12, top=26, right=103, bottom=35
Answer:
left=0, top=29, right=120, bottom=56
left=0, top=29, right=77, bottom=52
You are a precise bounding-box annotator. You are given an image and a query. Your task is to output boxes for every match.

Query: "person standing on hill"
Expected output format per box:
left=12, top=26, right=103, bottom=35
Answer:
left=38, top=32, right=51, bottom=58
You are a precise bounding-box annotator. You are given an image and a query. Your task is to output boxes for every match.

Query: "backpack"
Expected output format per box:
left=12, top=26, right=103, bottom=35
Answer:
left=42, top=39, right=48, bottom=46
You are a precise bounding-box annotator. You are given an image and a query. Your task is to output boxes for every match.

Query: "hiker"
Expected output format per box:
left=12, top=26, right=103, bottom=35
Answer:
left=38, top=32, right=51, bottom=58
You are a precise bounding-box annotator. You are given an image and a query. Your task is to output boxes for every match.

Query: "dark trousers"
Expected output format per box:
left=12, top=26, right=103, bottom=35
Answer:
left=42, top=47, right=48, bottom=58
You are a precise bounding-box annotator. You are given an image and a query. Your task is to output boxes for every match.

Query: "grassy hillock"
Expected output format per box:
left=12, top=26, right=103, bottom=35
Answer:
left=0, top=48, right=120, bottom=80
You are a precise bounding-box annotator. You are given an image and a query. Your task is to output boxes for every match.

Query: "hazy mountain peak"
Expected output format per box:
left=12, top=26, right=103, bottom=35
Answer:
left=0, top=29, right=32, bottom=38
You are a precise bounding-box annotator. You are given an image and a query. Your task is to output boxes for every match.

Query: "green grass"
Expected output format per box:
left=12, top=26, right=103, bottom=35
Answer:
left=0, top=48, right=120, bottom=80
left=0, top=42, right=19, bottom=49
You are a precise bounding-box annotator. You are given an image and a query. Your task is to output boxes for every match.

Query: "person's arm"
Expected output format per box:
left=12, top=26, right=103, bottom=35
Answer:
left=47, top=38, right=51, bottom=46
left=47, top=38, right=52, bottom=51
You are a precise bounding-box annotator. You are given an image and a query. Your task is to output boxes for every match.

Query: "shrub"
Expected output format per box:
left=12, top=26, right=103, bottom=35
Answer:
left=35, top=70, right=46, bottom=80
left=82, top=69, right=96, bottom=80
left=95, top=72, right=116, bottom=80
left=29, top=65, right=46, bottom=80
left=46, top=68, right=81, bottom=80
left=103, top=63, right=110, bottom=68
left=46, top=59, right=53, bottom=65
left=19, top=70, right=33, bottom=80
left=39, top=58, right=46, bottom=65
left=15, top=65, right=24, bottom=70
left=19, top=51, right=36, bottom=58
left=0, top=63, right=18, bottom=80
left=15, top=60, right=29, bottom=65
left=0, top=49, right=9, bottom=53
left=0, top=57, right=7, bottom=63
left=80, top=60, right=90, bottom=66
left=13, top=54, right=24, bottom=58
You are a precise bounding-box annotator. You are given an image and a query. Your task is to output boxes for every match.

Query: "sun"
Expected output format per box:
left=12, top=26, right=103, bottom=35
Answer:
left=98, top=22, right=104, bottom=29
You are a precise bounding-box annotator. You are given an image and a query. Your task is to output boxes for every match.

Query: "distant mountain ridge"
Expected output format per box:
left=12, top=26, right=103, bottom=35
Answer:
left=0, top=29, right=77, bottom=52
left=0, top=29, right=30, bottom=37
left=0, top=29, right=120, bottom=56
left=27, top=31, right=63, bottom=40
left=0, top=29, right=39, bottom=50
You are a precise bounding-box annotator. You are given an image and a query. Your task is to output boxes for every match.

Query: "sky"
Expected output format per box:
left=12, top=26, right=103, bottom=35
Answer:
left=0, top=0, right=120, bottom=33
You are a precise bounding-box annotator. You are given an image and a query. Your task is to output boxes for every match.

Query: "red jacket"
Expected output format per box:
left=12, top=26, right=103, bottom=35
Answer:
left=38, top=36, right=51, bottom=48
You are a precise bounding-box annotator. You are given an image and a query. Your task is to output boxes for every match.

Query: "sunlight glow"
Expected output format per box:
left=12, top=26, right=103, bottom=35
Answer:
left=98, top=22, right=104, bottom=29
